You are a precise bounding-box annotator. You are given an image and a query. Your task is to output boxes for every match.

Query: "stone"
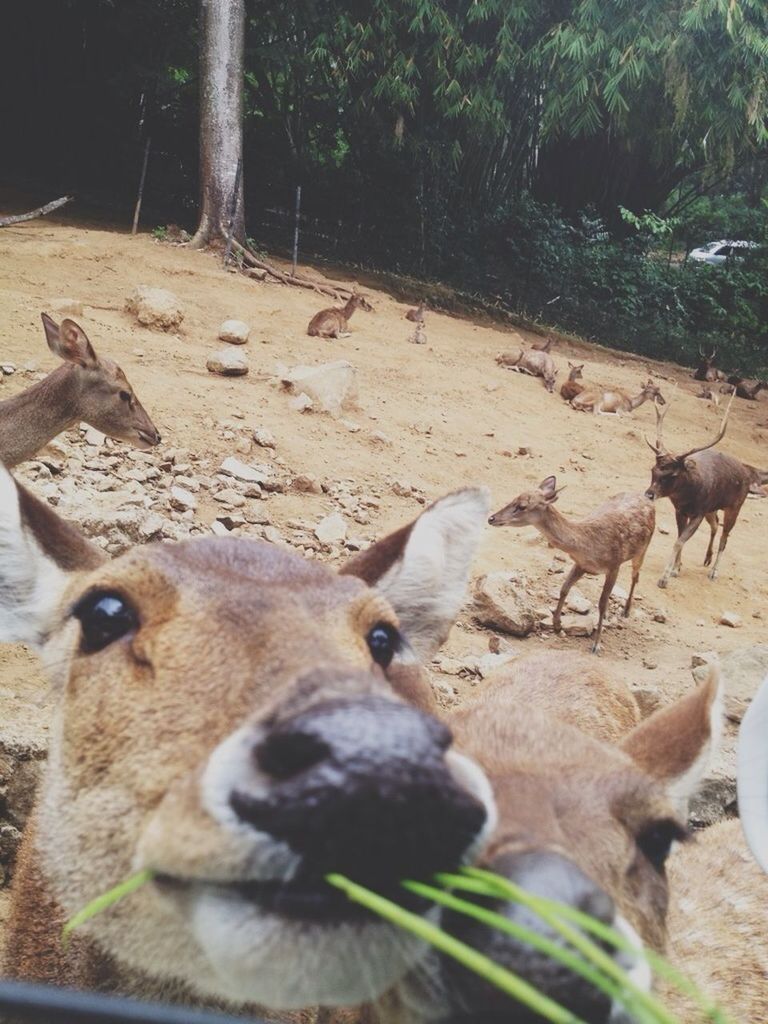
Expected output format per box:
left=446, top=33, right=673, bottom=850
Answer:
left=653, top=612, right=667, bottom=624
left=1, top=364, right=17, bottom=375
left=632, top=686, right=662, bottom=718
left=290, top=392, right=314, bottom=413
left=341, top=420, right=361, bottom=433
left=169, top=486, right=197, bottom=512
left=213, top=488, right=246, bottom=508
left=48, top=298, right=84, bottom=317
left=138, top=512, right=165, bottom=540
left=207, top=348, right=249, bottom=376
left=566, top=588, right=592, bottom=615
left=314, top=512, right=347, bottom=546
left=252, top=427, right=276, bottom=449
left=710, top=645, right=768, bottom=723
left=281, top=360, right=358, bottom=417
left=561, top=614, right=598, bottom=637
left=642, top=658, right=658, bottom=670
left=262, top=525, right=284, bottom=545
left=369, top=430, right=393, bottom=446
left=125, top=286, right=184, bottom=330
left=719, top=611, right=742, bottom=629
left=219, top=457, right=267, bottom=485
left=472, top=573, right=537, bottom=637
left=210, top=520, right=231, bottom=537
left=610, top=584, right=629, bottom=604
left=292, top=474, right=323, bottom=495
left=83, top=426, right=106, bottom=447
left=218, top=319, right=250, bottom=345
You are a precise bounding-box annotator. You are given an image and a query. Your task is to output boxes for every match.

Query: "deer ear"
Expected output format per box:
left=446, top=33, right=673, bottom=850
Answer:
left=621, top=668, right=722, bottom=815
left=41, top=314, right=98, bottom=369
left=539, top=476, right=558, bottom=501
left=340, top=487, right=489, bottom=659
left=0, top=465, right=104, bottom=646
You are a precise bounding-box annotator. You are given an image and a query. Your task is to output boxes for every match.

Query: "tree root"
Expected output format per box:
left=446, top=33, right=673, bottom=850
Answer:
left=229, top=240, right=352, bottom=300
left=0, top=195, right=73, bottom=227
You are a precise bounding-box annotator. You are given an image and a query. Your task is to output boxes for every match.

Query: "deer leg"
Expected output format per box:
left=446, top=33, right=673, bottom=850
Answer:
left=553, top=564, right=586, bottom=633
left=625, top=544, right=649, bottom=618
left=703, top=512, right=719, bottom=566
left=659, top=514, right=704, bottom=588
left=593, top=565, right=620, bottom=654
left=708, top=502, right=743, bottom=580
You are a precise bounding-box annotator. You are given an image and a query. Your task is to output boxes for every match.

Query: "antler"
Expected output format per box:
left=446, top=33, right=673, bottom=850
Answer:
left=644, top=400, right=671, bottom=454
left=678, top=388, right=736, bottom=461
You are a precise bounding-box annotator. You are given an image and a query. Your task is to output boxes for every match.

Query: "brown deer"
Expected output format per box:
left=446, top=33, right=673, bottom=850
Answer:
left=496, top=348, right=558, bottom=393
left=404, top=299, right=426, bottom=323
left=644, top=393, right=755, bottom=587
left=571, top=378, right=665, bottom=415
left=559, top=361, right=585, bottom=401
left=692, top=346, right=727, bottom=383
left=307, top=289, right=373, bottom=339
left=375, top=663, right=765, bottom=1023
left=531, top=335, right=554, bottom=352
left=0, top=313, right=160, bottom=467
left=488, top=476, right=655, bottom=653
left=722, top=375, right=768, bottom=400
left=0, top=464, right=494, bottom=1014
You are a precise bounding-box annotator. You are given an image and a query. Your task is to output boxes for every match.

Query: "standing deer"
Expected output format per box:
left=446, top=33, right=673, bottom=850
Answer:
left=376, top=662, right=767, bottom=1024
left=571, top=378, right=665, bottom=415
left=307, top=290, right=373, bottom=338
left=488, top=476, right=655, bottom=653
left=644, top=393, right=755, bottom=587
left=496, top=348, right=558, bottom=392
left=404, top=299, right=426, bottom=323
left=0, top=466, right=493, bottom=1014
left=692, top=346, right=727, bottom=383
left=0, top=313, right=160, bottom=467
left=559, top=361, right=585, bottom=401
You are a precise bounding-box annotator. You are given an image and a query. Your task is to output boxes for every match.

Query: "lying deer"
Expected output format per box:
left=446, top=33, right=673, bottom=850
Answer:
left=307, top=289, right=373, bottom=338
left=488, top=476, right=654, bottom=653
left=571, top=378, right=665, bottom=415
left=495, top=347, right=558, bottom=393
left=0, top=313, right=160, bottom=467
left=692, top=346, right=728, bottom=383
left=0, top=465, right=494, bottom=1014
left=644, top=393, right=756, bottom=587
left=404, top=299, right=426, bottom=323
left=531, top=335, right=554, bottom=352
left=559, top=361, right=585, bottom=401
left=376, top=661, right=766, bottom=1023
left=722, top=375, right=768, bottom=400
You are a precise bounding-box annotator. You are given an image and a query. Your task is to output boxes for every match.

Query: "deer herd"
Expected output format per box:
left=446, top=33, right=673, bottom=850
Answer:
left=0, top=304, right=767, bottom=1024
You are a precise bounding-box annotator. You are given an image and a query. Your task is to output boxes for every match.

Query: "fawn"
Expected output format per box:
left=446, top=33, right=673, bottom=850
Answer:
left=307, top=290, right=373, bottom=339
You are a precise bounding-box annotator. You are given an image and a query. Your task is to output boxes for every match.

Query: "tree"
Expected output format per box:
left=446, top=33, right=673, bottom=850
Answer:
left=190, top=0, right=245, bottom=248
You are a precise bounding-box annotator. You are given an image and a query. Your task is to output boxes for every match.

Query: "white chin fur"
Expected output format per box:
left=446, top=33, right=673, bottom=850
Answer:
left=609, top=916, right=652, bottom=1023
left=191, top=886, right=429, bottom=1007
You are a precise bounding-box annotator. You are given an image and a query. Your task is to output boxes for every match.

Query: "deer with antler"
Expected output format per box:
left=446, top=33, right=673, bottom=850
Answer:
left=644, top=392, right=756, bottom=587
left=692, top=346, right=727, bottom=383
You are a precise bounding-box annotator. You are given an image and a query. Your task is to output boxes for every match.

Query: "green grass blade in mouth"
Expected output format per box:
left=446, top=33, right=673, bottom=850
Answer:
left=62, top=869, right=154, bottom=946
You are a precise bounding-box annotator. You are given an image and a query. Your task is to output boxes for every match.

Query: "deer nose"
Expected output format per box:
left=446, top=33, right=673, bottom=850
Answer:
left=439, top=850, right=615, bottom=1023
left=644, top=488, right=656, bottom=500
left=230, top=697, right=487, bottom=884
left=487, top=514, right=497, bottom=525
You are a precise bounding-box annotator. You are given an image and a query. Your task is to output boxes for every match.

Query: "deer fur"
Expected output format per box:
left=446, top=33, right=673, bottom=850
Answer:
left=721, top=376, right=768, bottom=401
left=496, top=347, right=558, bottom=392
left=489, top=476, right=655, bottom=653
left=307, top=291, right=373, bottom=338
left=0, top=313, right=159, bottom=467
left=571, top=378, right=665, bottom=415
left=559, top=361, right=585, bottom=401
left=404, top=300, right=426, bottom=323
left=644, top=395, right=756, bottom=587
left=692, top=347, right=727, bottom=383
left=531, top=335, right=554, bottom=352
left=0, top=464, right=494, bottom=1014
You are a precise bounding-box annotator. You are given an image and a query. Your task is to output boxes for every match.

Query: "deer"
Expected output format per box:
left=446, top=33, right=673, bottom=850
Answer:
left=307, top=289, right=373, bottom=339
left=0, top=313, right=160, bottom=467
left=531, top=335, right=554, bottom=352
left=559, top=361, right=585, bottom=401
left=721, top=375, right=768, bottom=401
left=0, top=463, right=495, bottom=1016
left=488, top=476, right=655, bottom=653
left=372, top=660, right=768, bottom=1024
left=496, top=348, right=558, bottom=393
left=571, top=378, right=665, bottom=415
left=644, top=392, right=756, bottom=588
left=692, top=346, right=727, bottom=383
left=404, top=299, right=426, bottom=323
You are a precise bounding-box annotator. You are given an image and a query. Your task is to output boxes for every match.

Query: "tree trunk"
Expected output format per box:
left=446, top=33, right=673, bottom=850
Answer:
left=190, top=0, right=245, bottom=249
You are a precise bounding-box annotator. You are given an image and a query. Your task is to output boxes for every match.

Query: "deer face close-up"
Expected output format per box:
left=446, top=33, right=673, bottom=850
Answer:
left=0, top=471, right=494, bottom=1010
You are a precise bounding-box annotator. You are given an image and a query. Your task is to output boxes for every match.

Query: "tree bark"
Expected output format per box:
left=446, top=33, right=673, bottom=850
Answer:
left=190, top=0, right=246, bottom=249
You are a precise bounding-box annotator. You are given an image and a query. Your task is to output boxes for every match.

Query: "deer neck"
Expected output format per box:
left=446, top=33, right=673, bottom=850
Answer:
left=343, top=297, right=358, bottom=318
left=629, top=392, right=650, bottom=411
left=533, top=506, right=584, bottom=560
left=0, top=365, right=83, bottom=467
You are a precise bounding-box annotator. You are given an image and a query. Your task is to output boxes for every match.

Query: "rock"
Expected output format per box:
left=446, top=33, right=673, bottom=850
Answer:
left=566, top=588, right=592, bottom=615
left=1, top=364, right=17, bottom=375
left=169, top=486, right=197, bottom=512
left=642, top=658, right=658, bottom=670
left=369, top=430, right=393, bottom=446
left=252, top=427, right=276, bottom=449
left=83, top=425, right=107, bottom=447
left=281, top=360, right=358, bottom=417
left=633, top=686, right=662, bottom=718
left=213, top=488, right=246, bottom=508
left=125, top=286, right=184, bottom=331
left=561, top=614, right=597, bottom=637
left=472, top=573, right=537, bottom=637
left=610, top=584, right=629, bottom=604
left=341, top=419, right=361, bottom=433
left=218, top=319, right=250, bottom=345
left=262, top=525, right=284, bottom=545
left=207, top=348, right=249, bottom=376
left=210, top=520, right=231, bottom=537
left=653, top=612, right=667, bottom=624
left=716, top=646, right=768, bottom=723
left=314, top=512, right=347, bottom=546
left=48, top=298, right=84, bottom=317
left=138, top=513, right=166, bottom=540
left=292, top=474, right=323, bottom=495
left=290, top=392, right=314, bottom=412
left=219, top=457, right=267, bottom=485
left=719, top=611, right=742, bottom=629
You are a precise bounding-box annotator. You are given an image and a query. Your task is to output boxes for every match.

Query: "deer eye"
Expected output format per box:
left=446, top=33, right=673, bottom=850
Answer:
left=72, top=590, right=139, bottom=653
left=636, top=820, right=688, bottom=872
left=119, top=390, right=132, bottom=403
left=367, top=622, right=401, bottom=669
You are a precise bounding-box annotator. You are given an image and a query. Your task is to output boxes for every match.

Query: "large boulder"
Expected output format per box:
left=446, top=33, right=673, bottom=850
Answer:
left=125, top=286, right=184, bottom=331
left=280, top=360, right=358, bottom=417
left=473, top=572, right=538, bottom=637
left=693, top=645, right=768, bottom=723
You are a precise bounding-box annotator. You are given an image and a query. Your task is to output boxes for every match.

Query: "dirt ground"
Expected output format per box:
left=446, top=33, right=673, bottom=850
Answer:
left=0, top=218, right=766, bottom=924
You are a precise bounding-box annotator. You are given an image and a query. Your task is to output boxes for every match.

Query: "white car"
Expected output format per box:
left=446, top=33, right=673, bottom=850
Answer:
left=689, top=239, right=760, bottom=265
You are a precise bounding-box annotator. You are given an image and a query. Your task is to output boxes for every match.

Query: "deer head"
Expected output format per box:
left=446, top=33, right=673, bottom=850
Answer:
left=487, top=475, right=565, bottom=527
